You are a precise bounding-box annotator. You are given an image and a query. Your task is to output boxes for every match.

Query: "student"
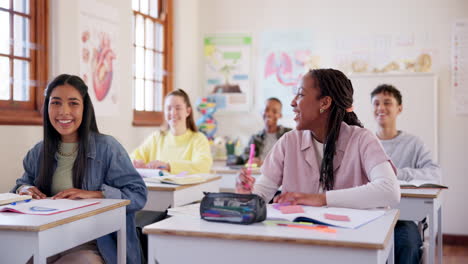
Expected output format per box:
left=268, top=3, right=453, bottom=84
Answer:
left=371, top=84, right=441, bottom=264
left=241, top=97, right=291, bottom=166
left=237, top=69, right=400, bottom=210
left=131, top=89, right=213, bottom=174
left=12, top=74, right=147, bottom=264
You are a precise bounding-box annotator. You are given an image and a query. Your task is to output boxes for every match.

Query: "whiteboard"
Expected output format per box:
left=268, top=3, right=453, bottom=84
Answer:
left=349, top=73, right=438, bottom=161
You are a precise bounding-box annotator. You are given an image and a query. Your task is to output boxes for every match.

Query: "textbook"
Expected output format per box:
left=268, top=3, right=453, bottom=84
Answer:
left=0, top=193, right=32, bottom=206
left=0, top=198, right=99, bottom=215
left=144, top=174, right=210, bottom=185
left=398, top=180, right=448, bottom=189
left=267, top=204, right=386, bottom=229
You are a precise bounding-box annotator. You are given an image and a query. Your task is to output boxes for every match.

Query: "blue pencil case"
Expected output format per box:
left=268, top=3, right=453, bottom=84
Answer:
left=200, top=192, right=267, bottom=225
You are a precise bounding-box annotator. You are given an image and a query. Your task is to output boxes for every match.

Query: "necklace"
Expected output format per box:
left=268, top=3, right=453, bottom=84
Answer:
left=57, top=143, right=78, bottom=157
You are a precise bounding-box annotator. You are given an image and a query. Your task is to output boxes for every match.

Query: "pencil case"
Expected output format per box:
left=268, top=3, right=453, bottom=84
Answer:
left=200, top=192, right=267, bottom=225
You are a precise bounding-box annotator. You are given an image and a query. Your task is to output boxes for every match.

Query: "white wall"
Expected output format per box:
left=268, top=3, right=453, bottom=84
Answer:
left=0, top=0, right=200, bottom=191
left=198, top=0, right=468, bottom=235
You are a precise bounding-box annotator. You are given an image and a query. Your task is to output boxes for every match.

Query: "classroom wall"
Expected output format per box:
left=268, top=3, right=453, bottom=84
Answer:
left=198, top=0, right=468, bottom=235
left=0, top=0, right=201, bottom=191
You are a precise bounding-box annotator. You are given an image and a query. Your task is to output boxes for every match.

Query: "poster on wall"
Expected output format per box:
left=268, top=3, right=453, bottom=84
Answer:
left=453, top=20, right=468, bottom=115
left=79, top=0, right=119, bottom=116
left=331, top=32, right=436, bottom=74
left=258, top=31, right=316, bottom=119
left=204, top=34, right=252, bottom=112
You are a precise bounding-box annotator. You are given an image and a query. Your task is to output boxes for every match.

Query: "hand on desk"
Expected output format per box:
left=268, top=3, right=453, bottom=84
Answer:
left=236, top=168, right=256, bottom=194
left=133, top=159, right=170, bottom=171
left=146, top=160, right=170, bottom=171
left=18, top=186, right=46, bottom=199
left=274, top=192, right=327, bottom=207
left=132, top=159, right=146, bottom=168
left=52, top=188, right=104, bottom=200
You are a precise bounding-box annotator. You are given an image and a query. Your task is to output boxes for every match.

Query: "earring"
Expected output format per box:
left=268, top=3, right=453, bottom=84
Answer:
left=319, top=108, right=324, bottom=114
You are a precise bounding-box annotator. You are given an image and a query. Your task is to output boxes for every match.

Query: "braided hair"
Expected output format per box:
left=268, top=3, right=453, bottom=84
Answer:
left=310, top=69, right=363, bottom=191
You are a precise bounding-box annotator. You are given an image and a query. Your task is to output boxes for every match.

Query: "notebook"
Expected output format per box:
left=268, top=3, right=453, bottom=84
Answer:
left=0, top=193, right=32, bottom=206
left=144, top=173, right=210, bottom=185
left=159, top=174, right=208, bottom=185
left=267, top=204, right=386, bottom=229
left=398, top=180, right=447, bottom=189
left=0, top=198, right=100, bottom=215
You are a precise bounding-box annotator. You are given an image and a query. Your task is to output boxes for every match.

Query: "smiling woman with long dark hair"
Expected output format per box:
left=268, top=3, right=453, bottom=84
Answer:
left=12, top=74, right=147, bottom=264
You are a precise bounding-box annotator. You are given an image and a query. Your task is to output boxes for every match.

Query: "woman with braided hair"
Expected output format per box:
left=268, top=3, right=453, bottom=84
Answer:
left=237, top=69, right=400, bottom=209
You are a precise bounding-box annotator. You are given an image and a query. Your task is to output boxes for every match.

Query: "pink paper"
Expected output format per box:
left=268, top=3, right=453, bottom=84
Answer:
left=324, top=213, right=350, bottom=222
left=272, top=202, right=291, bottom=210
left=279, top=205, right=304, bottom=214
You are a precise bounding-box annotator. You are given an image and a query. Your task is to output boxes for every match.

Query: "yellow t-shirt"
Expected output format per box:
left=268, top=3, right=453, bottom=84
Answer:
left=131, top=130, right=213, bottom=174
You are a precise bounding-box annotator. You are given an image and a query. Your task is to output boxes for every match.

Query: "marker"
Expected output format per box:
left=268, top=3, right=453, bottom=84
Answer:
left=245, top=144, right=255, bottom=190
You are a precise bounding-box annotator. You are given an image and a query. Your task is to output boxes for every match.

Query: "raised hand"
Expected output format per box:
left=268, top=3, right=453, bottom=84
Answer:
left=236, top=168, right=256, bottom=194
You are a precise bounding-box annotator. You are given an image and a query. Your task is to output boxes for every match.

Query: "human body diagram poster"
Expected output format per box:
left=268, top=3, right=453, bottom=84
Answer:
left=258, top=31, right=314, bottom=118
left=204, top=34, right=252, bottom=112
left=79, top=0, right=119, bottom=116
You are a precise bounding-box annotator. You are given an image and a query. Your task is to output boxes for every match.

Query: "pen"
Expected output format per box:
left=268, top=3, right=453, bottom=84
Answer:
left=10, top=199, right=31, bottom=205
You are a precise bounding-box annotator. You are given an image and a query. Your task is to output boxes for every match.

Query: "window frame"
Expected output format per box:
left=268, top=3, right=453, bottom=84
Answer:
left=0, top=0, right=49, bottom=126
left=132, top=0, right=173, bottom=127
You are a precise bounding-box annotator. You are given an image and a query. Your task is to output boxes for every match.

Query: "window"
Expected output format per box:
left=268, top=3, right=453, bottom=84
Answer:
left=132, top=0, right=173, bottom=126
left=0, top=0, right=48, bottom=125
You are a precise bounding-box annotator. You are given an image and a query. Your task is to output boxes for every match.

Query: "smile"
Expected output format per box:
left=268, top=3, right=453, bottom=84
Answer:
left=58, top=120, right=72, bottom=124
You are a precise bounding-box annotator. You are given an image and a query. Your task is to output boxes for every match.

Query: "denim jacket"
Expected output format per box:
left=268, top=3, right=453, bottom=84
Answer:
left=12, top=132, right=147, bottom=264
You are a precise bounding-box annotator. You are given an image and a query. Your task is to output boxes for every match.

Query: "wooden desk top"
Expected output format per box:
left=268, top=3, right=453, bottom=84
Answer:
left=145, top=175, right=222, bottom=191
left=400, top=188, right=443, bottom=198
left=0, top=199, right=129, bottom=232
left=144, top=209, right=399, bottom=250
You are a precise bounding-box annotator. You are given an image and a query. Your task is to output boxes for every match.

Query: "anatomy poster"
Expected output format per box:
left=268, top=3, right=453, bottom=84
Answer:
left=258, top=31, right=315, bottom=118
left=204, top=34, right=252, bottom=112
left=79, top=0, right=119, bottom=116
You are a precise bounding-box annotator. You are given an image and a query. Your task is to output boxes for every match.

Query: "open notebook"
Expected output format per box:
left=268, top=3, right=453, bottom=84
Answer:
left=141, top=170, right=210, bottom=185
left=398, top=180, right=447, bottom=189
left=267, top=204, right=386, bottom=229
left=0, top=193, right=32, bottom=206
left=0, top=199, right=99, bottom=215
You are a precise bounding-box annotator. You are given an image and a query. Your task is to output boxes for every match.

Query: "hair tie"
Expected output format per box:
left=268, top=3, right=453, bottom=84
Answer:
left=346, top=106, right=354, bottom=113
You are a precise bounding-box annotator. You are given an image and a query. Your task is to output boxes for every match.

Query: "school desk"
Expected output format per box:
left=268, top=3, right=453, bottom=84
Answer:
left=143, top=175, right=221, bottom=211
left=396, top=188, right=444, bottom=264
left=0, top=199, right=128, bottom=264
left=143, top=209, right=399, bottom=264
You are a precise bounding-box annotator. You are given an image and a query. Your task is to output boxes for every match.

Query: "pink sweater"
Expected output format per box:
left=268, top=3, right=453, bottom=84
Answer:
left=255, top=122, right=400, bottom=209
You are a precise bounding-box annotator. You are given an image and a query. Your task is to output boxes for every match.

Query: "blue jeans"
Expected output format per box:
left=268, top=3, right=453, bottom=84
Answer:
left=394, top=220, right=422, bottom=264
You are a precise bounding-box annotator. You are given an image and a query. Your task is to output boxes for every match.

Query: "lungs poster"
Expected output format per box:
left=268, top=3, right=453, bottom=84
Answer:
left=79, top=0, right=119, bottom=116
left=258, top=31, right=315, bottom=118
left=204, top=34, right=252, bottom=112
